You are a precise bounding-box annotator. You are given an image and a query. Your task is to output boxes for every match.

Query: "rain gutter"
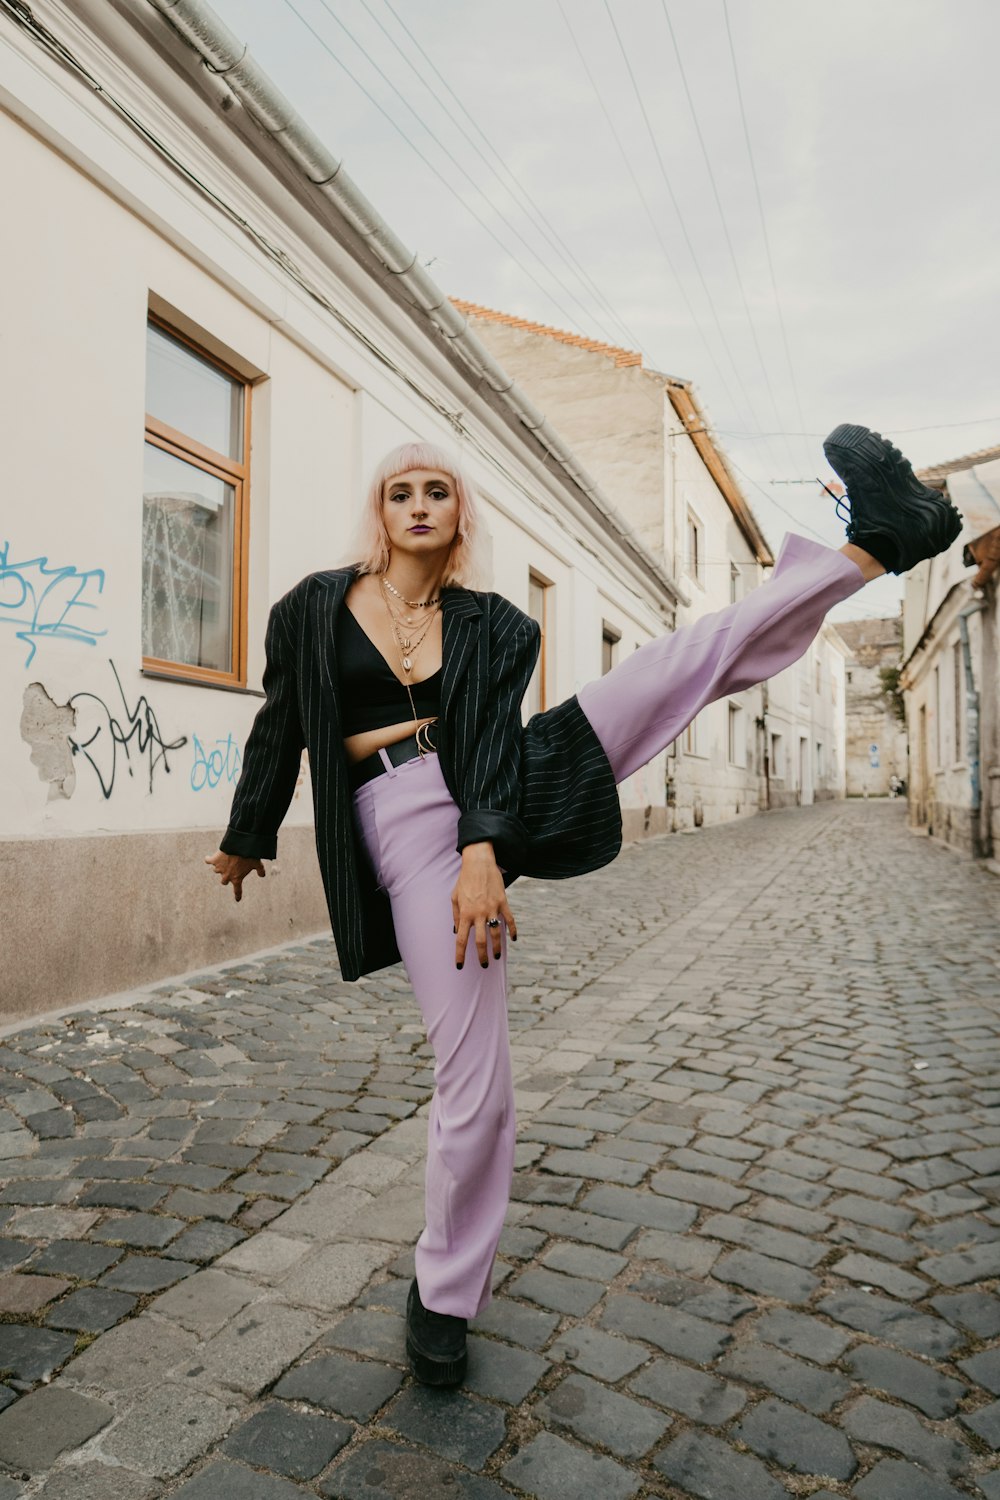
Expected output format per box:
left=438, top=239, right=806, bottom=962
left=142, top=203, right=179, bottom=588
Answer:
left=144, top=0, right=684, bottom=608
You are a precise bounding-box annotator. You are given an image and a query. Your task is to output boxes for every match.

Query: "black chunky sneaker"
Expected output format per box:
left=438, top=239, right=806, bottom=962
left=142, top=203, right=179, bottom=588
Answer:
left=406, top=1277, right=467, bottom=1386
left=823, top=423, right=963, bottom=575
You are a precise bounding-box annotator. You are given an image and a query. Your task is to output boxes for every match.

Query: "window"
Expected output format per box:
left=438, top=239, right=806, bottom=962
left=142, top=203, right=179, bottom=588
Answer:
left=816, top=740, right=824, bottom=781
left=771, top=732, right=783, bottom=779
left=686, top=510, right=704, bottom=586
left=730, top=562, right=741, bottom=604
left=815, top=658, right=822, bottom=694
left=953, top=639, right=964, bottom=762
left=728, top=703, right=745, bottom=766
left=684, top=714, right=701, bottom=756
left=934, top=664, right=943, bottom=768
left=601, top=622, right=621, bottom=676
left=526, top=571, right=552, bottom=715
left=142, top=319, right=251, bottom=683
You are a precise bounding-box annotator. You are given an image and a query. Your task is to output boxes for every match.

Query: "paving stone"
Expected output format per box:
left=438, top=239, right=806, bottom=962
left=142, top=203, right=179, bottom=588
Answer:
left=578, top=1185, right=696, bottom=1232
left=649, top=1168, right=749, bottom=1210
left=274, top=1352, right=404, bottom=1420
left=78, top=1181, right=167, bottom=1211
left=0, top=1386, right=113, bottom=1473
left=540, top=1148, right=646, bottom=1185
left=180, top=1300, right=322, bottom=1397
left=960, top=1398, right=1000, bottom=1448
left=471, top=1297, right=559, bottom=1350
left=752, top=1308, right=853, bottom=1365
left=321, top=1437, right=510, bottom=1499
left=843, top=1393, right=971, bottom=1476
left=7, top=1207, right=99, bottom=1239
left=501, top=1430, right=640, bottom=1500
left=89, top=1212, right=184, bottom=1248
left=216, top=1231, right=311, bottom=1279
left=31, top=1460, right=160, bottom=1499
left=600, top=1292, right=731, bottom=1363
left=834, top=1250, right=929, bottom=1300
left=163, top=1221, right=248, bottom=1262
left=852, top=1458, right=968, bottom=1500
left=632, top=1228, right=720, bottom=1275
left=222, top=1401, right=353, bottom=1479
left=101, top=1381, right=238, bottom=1476
left=958, top=1347, right=1000, bottom=1395
left=537, top=1370, right=669, bottom=1458
left=549, top=1325, right=649, bottom=1381
left=385, top=1384, right=505, bottom=1468
left=162, top=1187, right=246, bottom=1220
left=931, top=1290, right=1000, bottom=1338
left=524, top=1205, right=637, bottom=1249
left=171, top=1461, right=314, bottom=1499
left=629, top=1355, right=746, bottom=1423
left=464, top=1335, right=549, bottom=1402
left=733, top=1396, right=857, bottom=1480
left=541, top=1241, right=626, bottom=1281
left=919, top=1241, right=1000, bottom=1286
left=699, top=1212, right=826, bottom=1267
left=0, top=1271, right=71, bottom=1314
left=713, top=1248, right=819, bottom=1303
left=45, top=1285, right=136, bottom=1331
left=848, top=1344, right=965, bottom=1418
left=627, top=1268, right=753, bottom=1324
left=0, top=1241, right=37, bottom=1273
left=507, top=1266, right=604, bottom=1316
left=100, top=1253, right=196, bottom=1293
left=818, top=1289, right=960, bottom=1357
left=654, top=1428, right=786, bottom=1500
left=152, top=1267, right=256, bottom=1335
left=828, top=1192, right=916, bottom=1232
left=324, top=1309, right=405, bottom=1363
left=718, top=1344, right=850, bottom=1413
left=28, top=1239, right=121, bottom=1279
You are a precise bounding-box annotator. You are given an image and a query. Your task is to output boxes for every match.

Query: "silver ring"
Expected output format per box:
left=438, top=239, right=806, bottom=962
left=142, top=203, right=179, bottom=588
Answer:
left=486, top=917, right=501, bottom=928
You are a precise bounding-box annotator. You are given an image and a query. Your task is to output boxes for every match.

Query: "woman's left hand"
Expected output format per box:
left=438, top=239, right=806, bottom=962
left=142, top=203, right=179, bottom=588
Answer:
left=452, top=842, right=517, bottom=969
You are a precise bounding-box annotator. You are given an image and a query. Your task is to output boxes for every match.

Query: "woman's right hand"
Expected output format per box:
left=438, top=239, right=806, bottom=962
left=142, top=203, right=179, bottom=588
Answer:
left=204, top=850, right=265, bottom=903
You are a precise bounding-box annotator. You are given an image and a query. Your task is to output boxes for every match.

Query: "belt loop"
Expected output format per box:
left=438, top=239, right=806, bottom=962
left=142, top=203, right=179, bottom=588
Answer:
left=377, top=746, right=398, bottom=777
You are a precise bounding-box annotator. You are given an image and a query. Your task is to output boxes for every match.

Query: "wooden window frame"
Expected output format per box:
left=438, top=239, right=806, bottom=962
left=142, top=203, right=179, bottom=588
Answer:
left=685, top=509, right=705, bottom=588
left=601, top=620, right=621, bottom=676
left=528, top=569, right=553, bottom=713
left=142, top=315, right=252, bottom=688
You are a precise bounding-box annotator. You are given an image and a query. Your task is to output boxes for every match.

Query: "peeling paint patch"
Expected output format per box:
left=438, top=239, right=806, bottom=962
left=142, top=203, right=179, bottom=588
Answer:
left=20, top=682, right=76, bottom=799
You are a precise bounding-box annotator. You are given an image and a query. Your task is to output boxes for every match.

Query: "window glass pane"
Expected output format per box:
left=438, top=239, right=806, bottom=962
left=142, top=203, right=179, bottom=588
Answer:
left=142, top=442, right=234, bottom=672
left=146, top=323, right=243, bottom=459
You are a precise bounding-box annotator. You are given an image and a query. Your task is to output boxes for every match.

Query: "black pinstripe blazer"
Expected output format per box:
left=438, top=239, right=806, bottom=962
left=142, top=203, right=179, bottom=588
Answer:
left=220, top=565, right=622, bottom=979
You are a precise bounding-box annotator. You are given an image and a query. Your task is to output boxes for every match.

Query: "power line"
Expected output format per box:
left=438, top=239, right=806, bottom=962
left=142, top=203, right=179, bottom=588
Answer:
left=658, top=0, right=797, bottom=478
left=283, top=0, right=623, bottom=347
left=555, top=0, right=753, bottom=433
left=600, top=0, right=783, bottom=472
left=367, top=0, right=653, bottom=361
left=722, top=0, right=811, bottom=477
left=726, top=456, right=832, bottom=547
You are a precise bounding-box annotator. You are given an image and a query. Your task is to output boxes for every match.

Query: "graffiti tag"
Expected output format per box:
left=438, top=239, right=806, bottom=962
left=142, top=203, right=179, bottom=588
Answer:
left=69, top=660, right=188, bottom=799
left=0, top=542, right=107, bottom=667
left=190, top=733, right=243, bottom=792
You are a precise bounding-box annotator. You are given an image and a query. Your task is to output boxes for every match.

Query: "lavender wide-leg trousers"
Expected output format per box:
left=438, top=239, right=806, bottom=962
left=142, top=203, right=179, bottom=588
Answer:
left=351, top=535, right=864, bottom=1317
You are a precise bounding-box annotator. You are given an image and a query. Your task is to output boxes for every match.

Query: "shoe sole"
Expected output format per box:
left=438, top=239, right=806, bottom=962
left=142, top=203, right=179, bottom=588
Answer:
left=406, top=1332, right=467, bottom=1387
left=823, top=423, right=963, bottom=571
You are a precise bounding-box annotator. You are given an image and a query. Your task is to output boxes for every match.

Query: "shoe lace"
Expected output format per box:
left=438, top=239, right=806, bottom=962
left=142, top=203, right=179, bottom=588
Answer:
left=819, top=478, right=852, bottom=525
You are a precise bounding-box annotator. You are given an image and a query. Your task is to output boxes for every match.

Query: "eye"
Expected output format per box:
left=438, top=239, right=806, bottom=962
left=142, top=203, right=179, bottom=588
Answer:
left=429, top=487, right=449, bottom=500
left=389, top=491, right=409, bottom=503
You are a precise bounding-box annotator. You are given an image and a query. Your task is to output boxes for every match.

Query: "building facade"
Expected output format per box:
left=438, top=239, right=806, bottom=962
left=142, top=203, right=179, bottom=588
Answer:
left=1, top=0, right=686, bottom=1017
left=833, top=616, right=908, bottom=797
left=901, top=447, right=1000, bottom=858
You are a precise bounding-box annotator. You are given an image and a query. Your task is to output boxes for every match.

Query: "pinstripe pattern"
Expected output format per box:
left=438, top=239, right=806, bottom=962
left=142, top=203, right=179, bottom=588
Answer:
left=220, top=565, right=623, bottom=980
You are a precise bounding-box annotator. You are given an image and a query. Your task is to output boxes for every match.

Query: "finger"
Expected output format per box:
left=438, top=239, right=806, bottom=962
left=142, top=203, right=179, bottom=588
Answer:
left=455, top=915, right=472, bottom=969
left=254, top=862, right=266, bottom=879
left=475, top=917, right=489, bottom=969
left=490, top=921, right=502, bottom=961
left=232, top=879, right=243, bottom=903
left=501, top=899, right=517, bottom=943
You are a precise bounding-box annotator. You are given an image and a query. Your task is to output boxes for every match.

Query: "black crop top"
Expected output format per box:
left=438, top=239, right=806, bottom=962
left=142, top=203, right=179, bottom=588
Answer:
left=336, top=606, right=442, bottom=737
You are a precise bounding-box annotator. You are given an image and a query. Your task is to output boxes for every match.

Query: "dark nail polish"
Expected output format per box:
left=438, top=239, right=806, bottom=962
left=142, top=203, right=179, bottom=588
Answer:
left=511, top=934, right=517, bottom=941
left=456, top=962, right=463, bottom=970
left=452, top=925, right=457, bottom=933
left=481, top=961, right=489, bottom=969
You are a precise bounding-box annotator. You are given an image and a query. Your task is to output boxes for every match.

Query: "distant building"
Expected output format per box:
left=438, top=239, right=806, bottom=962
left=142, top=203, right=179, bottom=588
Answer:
left=834, top=616, right=908, bottom=797
left=901, top=445, right=1000, bottom=858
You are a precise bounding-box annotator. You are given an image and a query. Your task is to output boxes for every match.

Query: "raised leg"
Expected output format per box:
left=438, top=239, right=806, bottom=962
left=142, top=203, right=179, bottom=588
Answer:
left=578, top=534, right=865, bottom=783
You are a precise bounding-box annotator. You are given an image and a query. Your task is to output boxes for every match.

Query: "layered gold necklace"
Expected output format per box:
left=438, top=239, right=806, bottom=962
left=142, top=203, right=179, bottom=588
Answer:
left=378, top=575, right=442, bottom=736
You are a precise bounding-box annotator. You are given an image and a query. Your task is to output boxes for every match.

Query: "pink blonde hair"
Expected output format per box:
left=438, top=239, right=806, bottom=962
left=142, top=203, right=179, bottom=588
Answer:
left=350, top=442, right=489, bottom=588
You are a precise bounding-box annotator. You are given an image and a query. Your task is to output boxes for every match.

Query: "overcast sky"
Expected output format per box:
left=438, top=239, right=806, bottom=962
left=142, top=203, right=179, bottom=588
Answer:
left=208, top=0, right=1000, bottom=620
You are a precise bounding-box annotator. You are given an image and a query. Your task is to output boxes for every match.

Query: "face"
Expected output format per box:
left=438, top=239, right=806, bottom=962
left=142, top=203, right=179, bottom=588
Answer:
left=382, top=468, right=461, bottom=560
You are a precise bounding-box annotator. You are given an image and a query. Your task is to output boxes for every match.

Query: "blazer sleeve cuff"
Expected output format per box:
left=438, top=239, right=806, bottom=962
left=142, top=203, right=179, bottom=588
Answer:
left=219, top=826, right=277, bottom=861
left=456, top=809, right=528, bottom=865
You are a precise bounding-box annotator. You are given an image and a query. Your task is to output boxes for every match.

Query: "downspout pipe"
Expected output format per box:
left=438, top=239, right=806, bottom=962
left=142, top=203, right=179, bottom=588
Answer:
left=144, top=0, right=685, bottom=609
left=959, top=599, right=986, bottom=855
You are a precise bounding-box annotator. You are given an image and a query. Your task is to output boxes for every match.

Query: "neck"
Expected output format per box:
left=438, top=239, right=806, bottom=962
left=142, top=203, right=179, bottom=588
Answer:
left=382, top=551, right=450, bottom=601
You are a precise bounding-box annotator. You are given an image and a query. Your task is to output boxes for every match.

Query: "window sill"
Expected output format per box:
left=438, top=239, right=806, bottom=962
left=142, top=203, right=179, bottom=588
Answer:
left=141, top=667, right=264, bottom=698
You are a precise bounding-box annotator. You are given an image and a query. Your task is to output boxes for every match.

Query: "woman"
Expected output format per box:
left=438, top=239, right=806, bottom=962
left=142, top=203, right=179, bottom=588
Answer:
left=206, top=426, right=960, bottom=1386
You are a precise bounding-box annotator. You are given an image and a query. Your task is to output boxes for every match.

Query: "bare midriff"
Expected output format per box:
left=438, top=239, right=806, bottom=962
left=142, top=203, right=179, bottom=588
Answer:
left=343, top=716, right=439, bottom=766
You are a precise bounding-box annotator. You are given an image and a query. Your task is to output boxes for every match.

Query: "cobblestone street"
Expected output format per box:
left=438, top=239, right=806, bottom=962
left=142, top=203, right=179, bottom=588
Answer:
left=0, top=801, right=999, bottom=1497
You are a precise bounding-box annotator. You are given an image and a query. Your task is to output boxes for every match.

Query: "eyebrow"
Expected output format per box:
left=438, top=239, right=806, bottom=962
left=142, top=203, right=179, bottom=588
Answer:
left=387, top=478, right=451, bottom=490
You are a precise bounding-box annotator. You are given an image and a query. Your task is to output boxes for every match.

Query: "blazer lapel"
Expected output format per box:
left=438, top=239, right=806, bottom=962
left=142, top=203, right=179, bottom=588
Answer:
left=309, top=566, right=356, bottom=735
left=440, top=587, right=482, bottom=721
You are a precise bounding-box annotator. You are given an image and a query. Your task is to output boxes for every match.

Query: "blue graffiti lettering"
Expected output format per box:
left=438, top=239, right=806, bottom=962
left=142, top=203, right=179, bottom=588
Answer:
left=69, top=660, right=188, bottom=799
left=190, top=733, right=243, bottom=792
left=0, top=542, right=107, bottom=667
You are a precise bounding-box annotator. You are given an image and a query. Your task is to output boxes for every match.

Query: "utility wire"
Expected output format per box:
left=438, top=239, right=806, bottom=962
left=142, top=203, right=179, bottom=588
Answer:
left=555, top=0, right=752, bottom=432
left=368, top=0, right=653, bottom=361
left=726, top=456, right=832, bottom=547
left=601, top=0, right=779, bottom=463
left=295, top=0, right=630, bottom=352
left=659, top=0, right=797, bottom=478
left=723, top=0, right=811, bottom=476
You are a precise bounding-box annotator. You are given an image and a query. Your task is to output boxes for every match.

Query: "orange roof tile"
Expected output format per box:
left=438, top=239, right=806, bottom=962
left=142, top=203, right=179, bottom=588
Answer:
left=451, top=298, right=643, bottom=369
left=917, top=442, right=1000, bottom=485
